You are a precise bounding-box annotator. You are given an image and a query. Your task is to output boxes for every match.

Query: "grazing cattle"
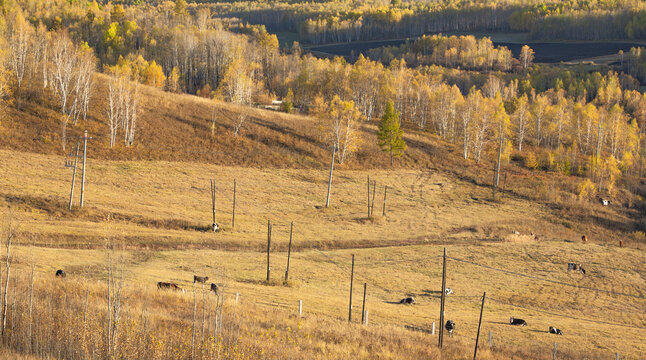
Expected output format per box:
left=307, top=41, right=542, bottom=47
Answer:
left=157, top=282, right=185, bottom=293
left=194, top=275, right=209, bottom=284
left=445, top=320, right=455, bottom=337
left=445, top=288, right=454, bottom=295
left=55, top=269, right=66, bottom=278
left=510, top=317, right=527, bottom=326
left=581, top=235, right=588, bottom=243
left=567, top=263, right=586, bottom=274
left=210, top=283, right=219, bottom=295
left=399, top=297, right=416, bottom=304
left=548, top=326, right=563, bottom=335
left=212, top=223, right=220, bottom=232
left=599, top=198, right=610, bottom=206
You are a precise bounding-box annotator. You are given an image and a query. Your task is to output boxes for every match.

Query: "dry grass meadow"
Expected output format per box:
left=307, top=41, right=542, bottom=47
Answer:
left=0, top=77, right=644, bottom=359
left=0, top=149, right=644, bottom=359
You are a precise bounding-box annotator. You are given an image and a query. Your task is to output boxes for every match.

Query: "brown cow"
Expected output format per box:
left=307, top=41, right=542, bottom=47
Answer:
left=581, top=235, right=588, bottom=243
left=194, top=275, right=209, bottom=284
left=157, top=282, right=185, bottom=293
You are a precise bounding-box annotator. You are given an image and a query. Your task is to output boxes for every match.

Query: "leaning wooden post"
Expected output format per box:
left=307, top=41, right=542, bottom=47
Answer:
left=371, top=180, right=376, bottom=217
left=285, top=221, right=293, bottom=283
left=266, top=220, right=271, bottom=282
left=325, top=145, right=335, bottom=208
left=553, top=342, right=557, bottom=360
left=473, top=292, right=486, bottom=360
left=382, top=185, right=388, bottom=216
left=232, top=179, right=236, bottom=228
left=361, top=283, right=367, bottom=325
left=213, top=180, right=217, bottom=231
left=348, top=254, right=355, bottom=322
left=367, top=175, right=371, bottom=218
left=439, top=248, right=447, bottom=348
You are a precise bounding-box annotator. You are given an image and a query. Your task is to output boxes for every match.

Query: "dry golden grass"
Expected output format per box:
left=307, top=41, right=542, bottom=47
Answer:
left=0, top=149, right=644, bottom=358
left=0, top=76, right=644, bottom=359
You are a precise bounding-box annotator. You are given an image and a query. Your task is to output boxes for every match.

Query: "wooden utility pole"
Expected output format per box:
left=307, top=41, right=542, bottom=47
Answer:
left=67, top=142, right=80, bottom=210
left=439, top=248, right=447, bottom=348
left=232, top=179, right=236, bottom=228
left=79, top=130, right=93, bottom=208
left=266, top=220, right=271, bottom=282
left=325, top=145, right=335, bottom=208
left=210, top=179, right=217, bottom=231
left=474, top=292, right=486, bottom=360
left=361, top=282, right=367, bottom=325
left=382, top=185, right=388, bottom=216
left=285, top=221, right=293, bottom=283
left=348, top=254, right=355, bottom=322
left=367, top=175, right=371, bottom=218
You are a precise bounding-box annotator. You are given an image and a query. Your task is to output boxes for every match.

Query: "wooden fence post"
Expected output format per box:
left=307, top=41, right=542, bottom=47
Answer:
left=431, top=322, right=435, bottom=335
left=348, top=254, right=355, bottom=322
left=473, top=292, right=486, bottom=360
left=553, top=342, right=557, bottom=360
left=232, top=179, right=236, bottom=228
left=285, top=221, right=293, bottom=283
left=211, top=180, right=217, bottom=232
left=298, top=300, right=302, bottom=317
left=361, top=283, right=367, bottom=325
left=325, top=145, right=335, bottom=208
left=68, top=142, right=80, bottom=211
left=371, top=180, right=376, bottom=216
left=489, top=330, right=492, bottom=347
left=382, top=185, right=388, bottom=216
left=367, top=176, right=371, bottom=218
left=439, top=248, right=447, bottom=348
left=266, top=220, right=271, bottom=282
left=235, top=292, right=239, bottom=304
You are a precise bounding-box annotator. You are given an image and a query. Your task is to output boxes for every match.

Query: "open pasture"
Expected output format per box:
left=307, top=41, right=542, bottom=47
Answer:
left=0, top=150, right=644, bottom=358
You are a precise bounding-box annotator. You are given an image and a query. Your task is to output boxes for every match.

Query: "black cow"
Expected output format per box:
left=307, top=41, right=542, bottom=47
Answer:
left=194, top=275, right=209, bottom=284
left=548, top=326, right=563, bottom=335
left=567, top=263, right=586, bottom=274
left=210, top=283, right=219, bottom=295
left=399, top=297, right=415, bottom=304
left=445, top=320, right=455, bottom=337
left=55, top=269, right=66, bottom=278
left=510, top=317, right=527, bottom=326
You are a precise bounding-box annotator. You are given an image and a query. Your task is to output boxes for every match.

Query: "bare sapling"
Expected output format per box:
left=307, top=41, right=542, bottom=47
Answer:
left=233, top=114, right=246, bottom=136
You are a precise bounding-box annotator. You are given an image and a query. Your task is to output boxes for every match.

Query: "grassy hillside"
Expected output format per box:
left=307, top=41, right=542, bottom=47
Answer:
left=0, top=74, right=644, bottom=359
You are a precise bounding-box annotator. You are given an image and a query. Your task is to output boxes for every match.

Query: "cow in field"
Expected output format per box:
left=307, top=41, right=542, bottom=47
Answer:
left=599, top=198, right=610, bottom=206
left=399, top=297, right=416, bottom=304
left=548, top=326, right=563, bottom=335
left=210, top=283, right=219, bottom=295
left=510, top=317, right=527, bottom=326
left=157, top=282, right=185, bottom=293
left=445, top=288, right=454, bottom=295
left=581, top=235, right=588, bottom=243
left=445, top=320, right=455, bottom=337
left=194, top=275, right=209, bottom=284
left=567, top=263, right=586, bottom=274
left=55, top=269, right=66, bottom=278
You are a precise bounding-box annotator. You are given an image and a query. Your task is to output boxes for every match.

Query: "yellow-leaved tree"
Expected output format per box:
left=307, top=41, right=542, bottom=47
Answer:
left=326, top=95, right=364, bottom=164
